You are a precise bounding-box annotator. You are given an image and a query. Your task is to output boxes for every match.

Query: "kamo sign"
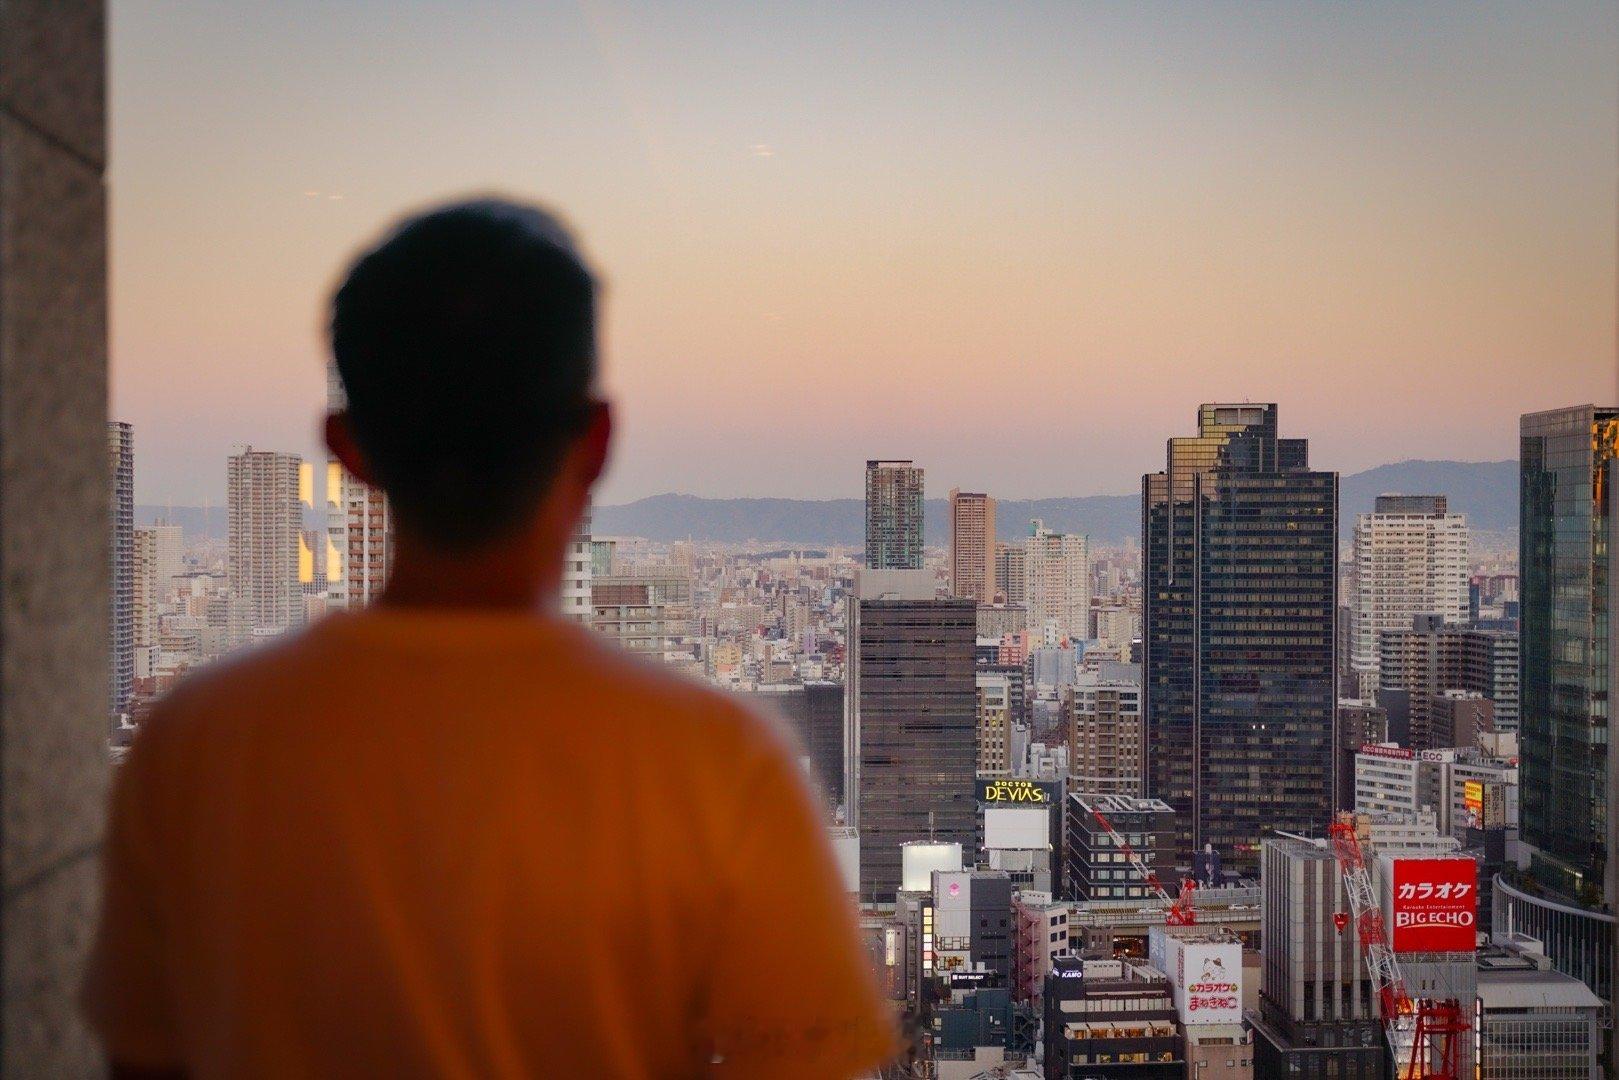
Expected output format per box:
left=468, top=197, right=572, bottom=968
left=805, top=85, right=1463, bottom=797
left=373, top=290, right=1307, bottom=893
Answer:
left=1390, top=858, right=1477, bottom=953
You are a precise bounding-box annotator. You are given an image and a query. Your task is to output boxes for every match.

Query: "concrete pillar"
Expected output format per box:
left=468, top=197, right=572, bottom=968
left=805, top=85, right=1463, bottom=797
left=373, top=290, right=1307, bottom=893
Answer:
left=1, top=1, right=111, bottom=1073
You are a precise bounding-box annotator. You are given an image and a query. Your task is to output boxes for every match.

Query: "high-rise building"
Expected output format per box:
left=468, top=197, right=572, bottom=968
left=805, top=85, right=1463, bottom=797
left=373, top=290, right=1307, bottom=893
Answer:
left=844, top=569, right=976, bottom=902
left=227, top=448, right=305, bottom=646
left=949, top=489, right=996, bottom=603
left=1520, top=405, right=1619, bottom=902
left=562, top=506, right=592, bottom=623
left=131, top=526, right=161, bottom=680
left=1063, top=793, right=1172, bottom=903
left=1335, top=700, right=1388, bottom=813
left=1350, top=495, right=1469, bottom=692
left=1142, top=404, right=1337, bottom=875
left=736, top=682, right=844, bottom=811
left=1065, top=663, right=1144, bottom=798
left=1024, top=519, right=1089, bottom=642
left=590, top=567, right=692, bottom=662
left=976, top=670, right=1015, bottom=776
left=1251, top=836, right=1384, bottom=1078
left=996, top=541, right=1027, bottom=606
left=107, top=421, right=133, bottom=724
left=324, top=367, right=391, bottom=611
left=1377, top=614, right=1518, bottom=749
left=864, top=460, right=923, bottom=570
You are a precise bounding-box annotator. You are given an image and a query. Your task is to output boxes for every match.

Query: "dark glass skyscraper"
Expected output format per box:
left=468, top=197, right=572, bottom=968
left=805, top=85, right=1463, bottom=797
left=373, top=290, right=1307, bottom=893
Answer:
left=845, top=569, right=976, bottom=902
left=1520, top=405, right=1619, bottom=902
left=1142, top=404, right=1337, bottom=876
left=865, top=459, right=924, bottom=570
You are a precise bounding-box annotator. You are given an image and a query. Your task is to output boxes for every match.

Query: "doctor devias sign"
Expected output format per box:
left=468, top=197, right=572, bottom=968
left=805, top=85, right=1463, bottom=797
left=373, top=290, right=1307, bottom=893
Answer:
left=1389, top=858, right=1477, bottom=953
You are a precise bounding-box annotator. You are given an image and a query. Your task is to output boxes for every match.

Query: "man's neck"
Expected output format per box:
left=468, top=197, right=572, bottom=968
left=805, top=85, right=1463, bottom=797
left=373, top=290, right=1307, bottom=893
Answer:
left=380, top=530, right=566, bottom=613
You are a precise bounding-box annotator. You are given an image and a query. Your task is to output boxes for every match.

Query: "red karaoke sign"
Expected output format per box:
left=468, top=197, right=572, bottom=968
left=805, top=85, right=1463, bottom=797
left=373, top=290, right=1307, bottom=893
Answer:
left=1390, top=858, right=1477, bottom=953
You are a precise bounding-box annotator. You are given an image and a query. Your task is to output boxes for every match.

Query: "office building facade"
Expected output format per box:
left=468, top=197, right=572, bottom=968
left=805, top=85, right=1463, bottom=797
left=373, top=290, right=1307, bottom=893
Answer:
left=1142, top=404, right=1338, bottom=875
left=1253, top=837, right=1385, bottom=1079
left=845, top=569, right=977, bottom=902
left=1064, top=794, right=1172, bottom=903
left=1378, top=615, right=1519, bottom=747
left=737, top=681, right=844, bottom=811
left=996, top=541, right=1027, bottom=606
left=1520, top=406, right=1619, bottom=902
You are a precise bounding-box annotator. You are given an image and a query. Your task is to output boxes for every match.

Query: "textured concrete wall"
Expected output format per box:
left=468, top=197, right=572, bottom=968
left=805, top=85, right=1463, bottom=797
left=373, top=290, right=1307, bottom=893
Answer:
left=0, top=1, right=111, bottom=1073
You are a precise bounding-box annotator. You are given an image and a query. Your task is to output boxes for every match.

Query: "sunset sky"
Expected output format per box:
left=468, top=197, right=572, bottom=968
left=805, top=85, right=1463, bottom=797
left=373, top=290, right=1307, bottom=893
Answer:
left=110, top=1, right=1618, bottom=506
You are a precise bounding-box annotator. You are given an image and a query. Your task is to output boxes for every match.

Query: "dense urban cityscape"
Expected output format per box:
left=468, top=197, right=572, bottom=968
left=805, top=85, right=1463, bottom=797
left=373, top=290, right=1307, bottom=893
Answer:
left=103, top=399, right=1616, bottom=1079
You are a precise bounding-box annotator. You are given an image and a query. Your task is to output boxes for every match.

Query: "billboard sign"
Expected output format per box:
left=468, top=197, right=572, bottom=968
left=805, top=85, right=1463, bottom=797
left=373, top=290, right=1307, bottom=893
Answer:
left=1463, top=781, right=1484, bottom=830
left=976, top=777, right=1059, bottom=805
left=1390, top=858, right=1477, bottom=953
left=1172, top=938, right=1243, bottom=1025
left=984, top=807, right=1048, bottom=850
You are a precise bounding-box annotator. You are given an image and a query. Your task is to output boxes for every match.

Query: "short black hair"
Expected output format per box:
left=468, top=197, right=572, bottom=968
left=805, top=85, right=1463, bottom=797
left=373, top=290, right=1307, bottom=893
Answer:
left=331, top=198, right=597, bottom=548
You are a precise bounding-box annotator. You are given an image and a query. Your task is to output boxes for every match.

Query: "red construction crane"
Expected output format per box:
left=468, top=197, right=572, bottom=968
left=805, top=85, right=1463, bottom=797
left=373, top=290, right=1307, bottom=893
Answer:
left=1327, top=813, right=1466, bottom=1080
left=1087, top=806, right=1196, bottom=926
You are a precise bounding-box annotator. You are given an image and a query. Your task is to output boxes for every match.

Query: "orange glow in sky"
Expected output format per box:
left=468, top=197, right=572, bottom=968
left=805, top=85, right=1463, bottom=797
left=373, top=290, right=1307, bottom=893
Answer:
left=110, top=2, right=1619, bottom=504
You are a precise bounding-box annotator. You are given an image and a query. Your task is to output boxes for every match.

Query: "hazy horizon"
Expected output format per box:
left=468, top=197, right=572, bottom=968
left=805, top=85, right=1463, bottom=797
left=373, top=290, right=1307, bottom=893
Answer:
left=111, top=2, right=1619, bottom=505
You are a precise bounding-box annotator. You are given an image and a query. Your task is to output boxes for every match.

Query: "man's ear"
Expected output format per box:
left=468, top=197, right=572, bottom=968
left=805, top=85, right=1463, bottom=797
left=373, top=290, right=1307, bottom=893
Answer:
left=325, top=411, right=379, bottom=487
left=576, top=400, right=613, bottom=486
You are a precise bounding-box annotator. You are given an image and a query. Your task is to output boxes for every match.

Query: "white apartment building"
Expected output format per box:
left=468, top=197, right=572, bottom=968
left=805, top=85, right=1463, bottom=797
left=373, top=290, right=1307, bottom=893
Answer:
left=324, top=367, right=391, bottom=611
left=1025, top=519, right=1090, bottom=642
left=1354, top=742, right=1518, bottom=838
left=1350, top=494, right=1468, bottom=690
left=227, top=447, right=306, bottom=646
left=1066, top=663, right=1144, bottom=798
left=562, top=504, right=592, bottom=623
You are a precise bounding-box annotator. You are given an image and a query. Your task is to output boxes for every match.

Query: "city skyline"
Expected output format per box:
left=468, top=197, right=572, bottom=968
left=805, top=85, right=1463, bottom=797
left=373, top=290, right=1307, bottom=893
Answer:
left=110, top=2, right=1617, bottom=505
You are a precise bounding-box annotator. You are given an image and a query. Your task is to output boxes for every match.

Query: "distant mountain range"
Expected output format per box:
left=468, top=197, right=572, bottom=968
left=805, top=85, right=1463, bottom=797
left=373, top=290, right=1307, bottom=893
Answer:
left=592, top=459, right=1518, bottom=546
left=139, top=459, right=1517, bottom=547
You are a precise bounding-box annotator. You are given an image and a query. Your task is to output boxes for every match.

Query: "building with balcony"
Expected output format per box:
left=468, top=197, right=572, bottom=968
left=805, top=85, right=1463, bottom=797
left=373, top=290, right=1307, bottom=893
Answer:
left=1041, top=957, right=1184, bottom=1079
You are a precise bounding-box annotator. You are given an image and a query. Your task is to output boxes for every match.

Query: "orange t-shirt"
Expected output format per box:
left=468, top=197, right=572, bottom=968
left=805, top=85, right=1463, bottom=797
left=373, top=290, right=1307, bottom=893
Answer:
left=83, top=609, right=895, bottom=1078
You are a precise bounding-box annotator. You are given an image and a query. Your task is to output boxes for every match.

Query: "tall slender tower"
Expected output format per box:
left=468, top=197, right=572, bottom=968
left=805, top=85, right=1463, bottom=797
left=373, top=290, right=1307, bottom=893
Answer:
left=1024, top=519, right=1090, bottom=641
left=1349, top=494, right=1468, bottom=694
left=1520, top=405, right=1619, bottom=903
left=324, top=366, right=391, bottom=610
left=107, top=421, right=133, bottom=724
left=864, top=460, right=923, bottom=570
left=1142, top=404, right=1337, bottom=876
left=948, top=489, right=996, bottom=603
left=227, top=448, right=305, bottom=646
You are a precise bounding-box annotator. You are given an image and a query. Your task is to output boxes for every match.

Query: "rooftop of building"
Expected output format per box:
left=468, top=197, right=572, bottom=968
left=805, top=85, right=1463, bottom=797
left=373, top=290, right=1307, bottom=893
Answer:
left=1476, top=965, right=1604, bottom=1011
left=1068, top=793, right=1173, bottom=815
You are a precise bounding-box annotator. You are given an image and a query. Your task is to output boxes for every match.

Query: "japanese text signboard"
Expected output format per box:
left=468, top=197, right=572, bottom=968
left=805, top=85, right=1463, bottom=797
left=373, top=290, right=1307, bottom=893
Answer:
left=1390, top=858, right=1477, bottom=953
